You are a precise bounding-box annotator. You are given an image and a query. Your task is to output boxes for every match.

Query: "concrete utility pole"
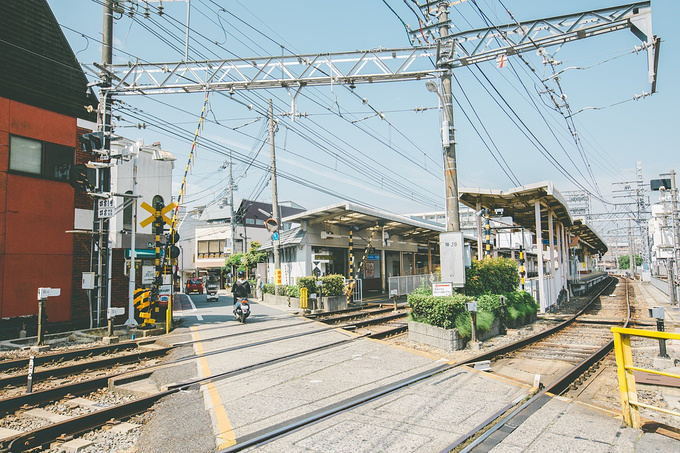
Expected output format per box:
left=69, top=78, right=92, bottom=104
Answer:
left=269, top=99, right=281, bottom=295
left=97, top=0, right=114, bottom=327
left=628, top=219, right=635, bottom=276
left=437, top=2, right=460, bottom=233
left=671, top=170, right=679, bottom=305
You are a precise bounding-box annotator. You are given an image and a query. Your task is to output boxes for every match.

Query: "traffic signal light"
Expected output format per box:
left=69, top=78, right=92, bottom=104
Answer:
left=169, top=245, right=181, bottom=259
left=167, top=230, right=180, bottom=244
left=69, top=164, right=96, bottom=192
left=81, top=132, right=104, bottom=154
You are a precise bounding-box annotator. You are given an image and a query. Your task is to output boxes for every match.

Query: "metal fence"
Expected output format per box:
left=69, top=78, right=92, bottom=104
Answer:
left=651, top=276, right=670, bottom=295
left=388, top=273, right=436, bottom=297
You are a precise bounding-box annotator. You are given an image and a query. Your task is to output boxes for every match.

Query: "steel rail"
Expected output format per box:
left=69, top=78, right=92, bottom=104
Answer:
left=0, top=340, right=150, bottom=373
left=342, top=312, right=407, bottom=330
left=367, top=325, right=408, bottom=339
left=320, top=309, right=405, bottom=325
left=0, top=347, right=173, bottom=389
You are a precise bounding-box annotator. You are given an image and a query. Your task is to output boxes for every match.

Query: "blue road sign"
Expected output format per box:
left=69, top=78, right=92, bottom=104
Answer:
left=272, top=232, right=279, bottom=241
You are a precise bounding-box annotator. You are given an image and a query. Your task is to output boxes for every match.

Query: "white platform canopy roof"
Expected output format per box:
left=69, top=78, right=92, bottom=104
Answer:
left=459, top=181, right=607, bottom=255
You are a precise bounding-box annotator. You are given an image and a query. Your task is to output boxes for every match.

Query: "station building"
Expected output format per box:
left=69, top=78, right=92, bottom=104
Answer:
left=260, top=181, right=607, bottom=312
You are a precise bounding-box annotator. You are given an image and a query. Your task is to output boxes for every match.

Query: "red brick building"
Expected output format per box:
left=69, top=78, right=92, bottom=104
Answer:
left=0, top=0, right=99, bottom=333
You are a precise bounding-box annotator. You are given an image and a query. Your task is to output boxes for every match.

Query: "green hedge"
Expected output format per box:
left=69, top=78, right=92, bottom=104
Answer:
left=261, top=274, right=345, bottom=297
left=408, top=283, right=538, bottom=338
left=464, top=257, right=520, bottom=296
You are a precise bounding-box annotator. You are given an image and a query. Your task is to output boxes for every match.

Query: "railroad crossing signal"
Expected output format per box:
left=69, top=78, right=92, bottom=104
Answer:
left=140, top=201, right=177, bottom=228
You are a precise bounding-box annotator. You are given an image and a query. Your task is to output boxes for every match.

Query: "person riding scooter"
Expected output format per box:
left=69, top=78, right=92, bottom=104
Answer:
left=231, top=269, right=251, bottom=304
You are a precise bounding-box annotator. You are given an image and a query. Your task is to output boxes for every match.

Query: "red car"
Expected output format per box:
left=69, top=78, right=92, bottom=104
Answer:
left=185, top=278, right=204, bottom=294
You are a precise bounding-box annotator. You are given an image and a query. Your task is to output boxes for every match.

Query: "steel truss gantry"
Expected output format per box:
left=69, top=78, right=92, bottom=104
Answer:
left=101, top=2, right=656, bottom=96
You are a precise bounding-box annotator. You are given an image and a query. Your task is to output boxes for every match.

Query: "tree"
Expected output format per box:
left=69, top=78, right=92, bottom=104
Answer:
left=617, top=254, right=643, bottom=270
left=222, top=241, right=268, bottom=280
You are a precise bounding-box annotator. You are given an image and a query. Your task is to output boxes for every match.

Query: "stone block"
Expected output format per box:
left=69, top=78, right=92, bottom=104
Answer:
left=102, top=336, right=119, bottom=344
left=60, top=438, right=93, bottom=452
left=29, top=345, right=51, bottom=353
left=408, top=321, right=464, bottom=352
left=653, top=356, right=677, bottom=370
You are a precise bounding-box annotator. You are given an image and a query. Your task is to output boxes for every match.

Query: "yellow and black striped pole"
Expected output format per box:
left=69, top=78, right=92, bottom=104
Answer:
left=484, top=209, right=491, bottom=258
left=347, top=228, right=354, bottom=305
left=162, top=91, right=212, bottom=332
left=519, top=245, right=525, bottom=290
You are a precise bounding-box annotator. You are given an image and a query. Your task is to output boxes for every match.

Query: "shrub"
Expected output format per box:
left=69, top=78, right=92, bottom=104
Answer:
left=476, top=294, right=502, bottom=316
left=504, top=290, right=539, bottom=321
left=454, top=311, right=495, bottom=338
left=319, top=274, right=344, bottom=296
left=464, top=257, right=520, bottom=296
left=297, top=274, right=344, bottom=297
left=408, top=292, right=473, bottom=329
left=262, top=283, right=275, bottom=295
left=285, top=285, right=300, bottom=298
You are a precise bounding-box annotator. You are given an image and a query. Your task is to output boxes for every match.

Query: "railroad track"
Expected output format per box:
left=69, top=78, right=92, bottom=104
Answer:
left=309, top=304, right=410, bottom=339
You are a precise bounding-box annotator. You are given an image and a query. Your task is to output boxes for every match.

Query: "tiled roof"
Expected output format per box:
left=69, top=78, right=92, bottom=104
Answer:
left=0, top=0, right=98, bottom=121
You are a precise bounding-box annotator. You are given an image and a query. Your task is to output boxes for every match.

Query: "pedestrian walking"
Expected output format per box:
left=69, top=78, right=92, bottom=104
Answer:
left=256, top=274, right=263, bottom=301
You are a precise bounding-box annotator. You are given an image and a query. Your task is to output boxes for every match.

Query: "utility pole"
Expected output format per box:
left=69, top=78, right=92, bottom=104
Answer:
left=269, top=99, right=281, bottom=295
left=437, top=2, right=460, bottom=232
left=126, top=150, right=138, bottom=326
left=628, top=219, right=635, bottom=277
left=96, top=0, right=114, bottom=327
left=670, top=169, right=679, bottom=305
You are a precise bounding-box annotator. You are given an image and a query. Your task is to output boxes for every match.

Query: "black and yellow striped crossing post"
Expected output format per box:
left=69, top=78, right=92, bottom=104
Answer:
left=519, top=245, right=526, bottom=290
left=347, top=228, right=354, bottom=305
left=484, top=209, right=491, bottom=258
left=152, top=201, right=164, bottom=321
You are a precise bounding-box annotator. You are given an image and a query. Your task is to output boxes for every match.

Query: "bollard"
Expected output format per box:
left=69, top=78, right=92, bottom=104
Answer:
left=466, top=301, right=478, bottom=344
left=37, top=299, right=46, bottom=346
left=26, top=356, right=35, bottom=394
left=470, top=311, right=478, bottom=343
left=649, top=307, right=670, bottom=358
left=499, top=295, right=507, bottom=335
left=657, top=318, right=670, bottom=359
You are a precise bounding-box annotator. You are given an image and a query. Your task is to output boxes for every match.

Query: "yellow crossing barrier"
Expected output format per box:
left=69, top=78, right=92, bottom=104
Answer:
left=611, top=326, right=680, bottom=428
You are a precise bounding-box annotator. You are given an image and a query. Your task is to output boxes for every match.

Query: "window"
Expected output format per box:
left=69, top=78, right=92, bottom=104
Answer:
left=255, top=218, right=265, bottom=226
left=123, top=191, right=133, bottom=231
left=282, top=247, right=297, bottom=263
left=9, top=135, right=73, bottom=180
left=197, top=239, right=226, bottom=258
left=245, top=218, right=255, bottom=225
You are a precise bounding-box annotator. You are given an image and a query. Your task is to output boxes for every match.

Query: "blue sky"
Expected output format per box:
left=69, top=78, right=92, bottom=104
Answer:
left=47, top=0, right=679, bottom=238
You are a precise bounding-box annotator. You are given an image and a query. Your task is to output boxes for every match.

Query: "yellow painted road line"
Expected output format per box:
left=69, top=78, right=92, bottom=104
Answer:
left=191, top=326, right=236, bottom=449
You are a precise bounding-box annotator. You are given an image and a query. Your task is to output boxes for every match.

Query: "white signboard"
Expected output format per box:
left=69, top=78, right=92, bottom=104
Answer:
left=432, top=282, right=453, bottom=297
left=142, top=266, right=155, bottom=284
left=440, top=232, right=466, bottom=287
left=97, top=199, right=115, bottom=218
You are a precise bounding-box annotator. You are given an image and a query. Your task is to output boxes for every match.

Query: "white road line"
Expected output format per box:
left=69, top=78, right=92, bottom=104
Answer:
left=181, top=294, right=203, bottom=320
